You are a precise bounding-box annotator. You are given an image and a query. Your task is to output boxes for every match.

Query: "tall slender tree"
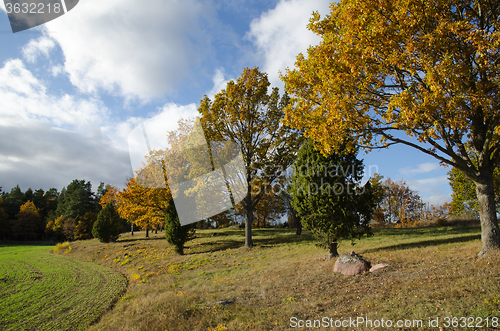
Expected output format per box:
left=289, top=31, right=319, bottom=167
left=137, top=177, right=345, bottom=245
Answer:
left=199, top=67, right=303, bottom=247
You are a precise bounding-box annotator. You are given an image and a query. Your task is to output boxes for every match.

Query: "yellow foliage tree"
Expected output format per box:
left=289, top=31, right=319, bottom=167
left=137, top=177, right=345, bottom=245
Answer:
left=117, top=177, right=171, bottom=238
left=199, top=67, right=303, bottom=247
left=99, top=185, right=119, bottom=208
left=282, top=0, right=500, bottom=255
left=12, top=201, right=42, bottom=240
left=117, top=118, right=198, bottom=237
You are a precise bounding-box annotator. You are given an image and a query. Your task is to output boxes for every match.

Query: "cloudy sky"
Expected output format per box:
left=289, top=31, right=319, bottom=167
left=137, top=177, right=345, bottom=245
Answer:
left=0, top=0, right=451, bottom=206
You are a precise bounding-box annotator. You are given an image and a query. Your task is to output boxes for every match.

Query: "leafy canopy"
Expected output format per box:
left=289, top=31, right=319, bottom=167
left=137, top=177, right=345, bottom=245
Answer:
left=199, top=67, right=303, bottom=247
left=281, top=0, right=500, bottom=181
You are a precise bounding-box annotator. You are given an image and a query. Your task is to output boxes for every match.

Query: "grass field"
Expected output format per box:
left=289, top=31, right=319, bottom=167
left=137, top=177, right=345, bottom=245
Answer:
left=45, top=225, right=500, bottom=330
left=0, top=245, right=127, bottom=331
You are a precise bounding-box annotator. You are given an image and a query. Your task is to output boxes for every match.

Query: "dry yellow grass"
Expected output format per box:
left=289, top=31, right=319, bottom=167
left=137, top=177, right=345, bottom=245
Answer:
left=58, top=226, right=500, bottom=330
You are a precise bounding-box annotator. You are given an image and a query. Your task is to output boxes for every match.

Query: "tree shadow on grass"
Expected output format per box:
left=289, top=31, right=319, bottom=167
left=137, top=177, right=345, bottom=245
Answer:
left=361, top=234, right=481, bottom=253
left=186, top=230, right=315, bottom=254
left=187, top=239, right=244, bottom=254
left=253, top=232, right=315, bottom=247
left=117, top=236, right=166, bottom=244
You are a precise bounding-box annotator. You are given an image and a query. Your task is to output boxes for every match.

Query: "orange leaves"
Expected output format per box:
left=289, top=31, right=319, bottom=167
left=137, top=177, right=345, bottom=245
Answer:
left=281, top=0, right=500, bottom=166
left=99, top=186, right=118, bottom=208
left=18, top=200, right=40, bottom=216
left=13, top=201, right=42, bottom=240
left=116, top=177, right=170, bottom=230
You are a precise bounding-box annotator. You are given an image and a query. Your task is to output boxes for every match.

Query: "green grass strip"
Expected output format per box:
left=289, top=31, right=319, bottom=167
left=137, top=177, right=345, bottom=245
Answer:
left=0, top=245, right=127, bottom=331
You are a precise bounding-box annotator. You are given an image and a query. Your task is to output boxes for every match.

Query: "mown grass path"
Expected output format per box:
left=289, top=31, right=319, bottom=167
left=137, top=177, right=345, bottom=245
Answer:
left=0, top=245, right=127, bottom=331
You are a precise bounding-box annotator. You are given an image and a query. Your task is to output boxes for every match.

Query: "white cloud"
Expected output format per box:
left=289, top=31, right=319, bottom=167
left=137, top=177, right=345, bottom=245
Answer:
left=246, top=0, right=331, bottom=87
left=0, top=59, right=45, bottom=96
left=127, top=103, right=199, bottom=173
left=0, top=121, right=133, bottom=191
left=51, top=64, right=64, bottom=76
left=408, top=176, right=449, bottom=187
left=206, top=68, right=233, bottom=99
left=43, top=0, right=217, bottom=100
left=22, top=36, right=56, bottom=63
left=0, top=59, right=107, bottom=131
left=422, top=194, right=452, bottom=207
left=400, top=162, right=441, bottom=175
left=406, top=175, right=451, bottom=206
left=0, top=58, right=133, bottom=190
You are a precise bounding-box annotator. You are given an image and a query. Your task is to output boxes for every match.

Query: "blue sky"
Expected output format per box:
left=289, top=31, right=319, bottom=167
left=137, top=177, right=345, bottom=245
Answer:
left=0, top=0, right=451, bottom=206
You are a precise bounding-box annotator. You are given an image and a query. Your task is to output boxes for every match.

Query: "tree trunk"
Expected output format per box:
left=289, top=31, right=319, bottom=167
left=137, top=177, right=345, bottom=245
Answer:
left=146, top=225, right=149, bottom=238
left=328, top=241, right=338, bottom=259
left=475, top=176, right=500, bottom=256
left=244, top=195, right=253, bottom=247
left=296, top=217, right=302, bottom=235
left=245, top=207, right=253, bottom=247
left=131, top=222, right=134, bottom=236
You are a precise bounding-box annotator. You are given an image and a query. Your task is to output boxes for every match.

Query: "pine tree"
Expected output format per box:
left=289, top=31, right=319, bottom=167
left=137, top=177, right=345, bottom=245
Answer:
left=165, top=202, right=195, bottom=255
left=289, top=140, right=375, bottom=258
left=92, top=203, right=123, bottom=243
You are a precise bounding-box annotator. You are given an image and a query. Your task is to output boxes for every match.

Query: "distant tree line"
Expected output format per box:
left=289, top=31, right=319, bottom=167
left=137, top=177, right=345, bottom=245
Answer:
left=0, top=179, right=128, bottom=242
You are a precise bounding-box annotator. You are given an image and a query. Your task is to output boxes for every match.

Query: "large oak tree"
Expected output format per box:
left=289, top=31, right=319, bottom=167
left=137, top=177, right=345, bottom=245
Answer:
left=199, top=67, right=303, bottom=247
left=281, top=0, right=500, bottom=255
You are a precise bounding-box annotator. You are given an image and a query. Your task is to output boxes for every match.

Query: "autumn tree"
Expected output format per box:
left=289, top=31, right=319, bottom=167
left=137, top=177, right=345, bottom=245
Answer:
left=448, top=165, right=500, bottom=218
left=118, top=119, right=191, bottom=236
left=252, top=184, right=286, bottom=228
left=117, top=177, right=169, bottom=237
left=369, top=173, right=387, bottom=224
left=209, top=211, right=232, bottom=228
left=234, top=182, right=286, bottom=228
left=289, top=139, right=375, bottom=258
left=368, top=175, right=426, bottom=225
left=12, top=201, right=43, bottom=241
left=74, top=212, right=99, bottom=240
left=199, top=67, right=303, bottom=247
left=282, top=0, right=500, bottom=255
left=382, top=178, right=425, bottom=224
left=92, top=202, right=124, bottom=243
left=45, top=215, right=64, bottom=240
left=99, top=185, right=119, bottom=208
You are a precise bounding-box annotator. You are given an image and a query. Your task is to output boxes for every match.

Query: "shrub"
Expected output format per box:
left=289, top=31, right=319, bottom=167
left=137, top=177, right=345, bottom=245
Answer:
left=92, top=203, right=123, bottom=243
left=53, top=242, right=71, bottom=254
left=165, top=202, right=195, bottom=255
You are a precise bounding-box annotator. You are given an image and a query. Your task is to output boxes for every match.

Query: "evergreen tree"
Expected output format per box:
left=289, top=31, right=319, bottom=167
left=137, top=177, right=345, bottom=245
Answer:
left=0, top=196, right=10, bottom=239
left=289, top=140, right=375, bottom=258
left=92, top=203, right=123, bottom=243
left=165, top=202, right=195, bottom=255
left=3, top=185, right=26, bottom=220
left=49, top=180, right=98, bottom=240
